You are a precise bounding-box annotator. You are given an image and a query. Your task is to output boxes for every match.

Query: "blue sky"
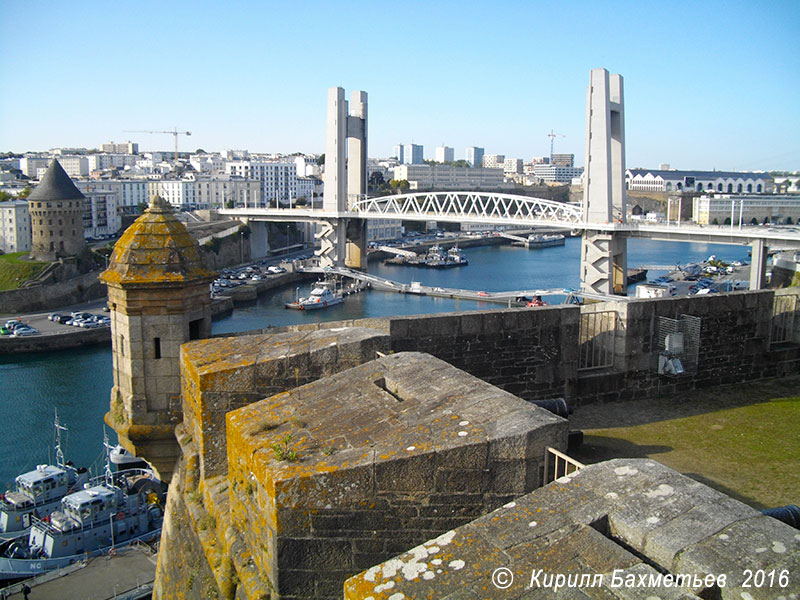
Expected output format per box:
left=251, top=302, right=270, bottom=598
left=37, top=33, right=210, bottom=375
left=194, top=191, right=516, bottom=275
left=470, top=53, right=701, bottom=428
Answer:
left=1, top=0, right=798, bottom=171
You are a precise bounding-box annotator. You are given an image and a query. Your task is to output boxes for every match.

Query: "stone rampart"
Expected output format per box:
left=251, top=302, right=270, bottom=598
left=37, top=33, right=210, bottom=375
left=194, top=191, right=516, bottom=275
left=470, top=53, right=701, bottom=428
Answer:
left=346, top=458, right=800, bottom=599
left=224, top=352, right=566, bottom=599
left=0, top=326, right=110, bottom=354
left=0, top=268, right=105, bottom=314
left=180, top=327, right=391, bottom=480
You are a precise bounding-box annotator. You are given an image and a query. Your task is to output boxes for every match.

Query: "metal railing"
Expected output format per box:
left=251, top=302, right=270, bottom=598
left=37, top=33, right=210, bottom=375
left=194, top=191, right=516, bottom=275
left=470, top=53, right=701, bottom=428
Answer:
left=578, top=310, right=617, bottom=370
left=771, top=294, right=798, bottom=345
left=544, top=447, right=585, bottom=484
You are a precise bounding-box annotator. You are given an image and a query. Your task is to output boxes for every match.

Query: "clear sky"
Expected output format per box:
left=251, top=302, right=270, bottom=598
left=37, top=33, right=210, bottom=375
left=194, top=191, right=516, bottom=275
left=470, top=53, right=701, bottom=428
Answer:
left=1, top=0, right=798, bottom=171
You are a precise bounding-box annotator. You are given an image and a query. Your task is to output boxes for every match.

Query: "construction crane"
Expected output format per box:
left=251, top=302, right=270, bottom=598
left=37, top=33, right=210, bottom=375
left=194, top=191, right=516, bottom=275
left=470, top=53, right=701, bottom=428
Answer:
left=124, top=127, right=191, bottom=161
left=547, top=129, right=565, bottom=163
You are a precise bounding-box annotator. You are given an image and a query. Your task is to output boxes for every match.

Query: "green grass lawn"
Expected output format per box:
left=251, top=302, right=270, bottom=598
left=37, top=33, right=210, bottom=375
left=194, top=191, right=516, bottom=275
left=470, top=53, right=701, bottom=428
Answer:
left=573, top=397, right=800, bottom=509
left=0, top=252, right=49, bottom=291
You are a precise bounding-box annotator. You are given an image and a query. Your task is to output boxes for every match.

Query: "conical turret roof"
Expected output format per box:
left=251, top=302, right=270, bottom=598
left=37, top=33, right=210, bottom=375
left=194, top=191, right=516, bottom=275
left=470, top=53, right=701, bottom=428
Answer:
left=101, top=196, right=216, bottom=287
left=27, top=159, right=85, bottom=201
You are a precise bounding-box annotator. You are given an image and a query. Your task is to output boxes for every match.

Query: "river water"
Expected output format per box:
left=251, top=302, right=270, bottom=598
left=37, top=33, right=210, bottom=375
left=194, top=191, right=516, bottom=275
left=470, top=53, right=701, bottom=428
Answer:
left=0, top=238, right=749, bottom=487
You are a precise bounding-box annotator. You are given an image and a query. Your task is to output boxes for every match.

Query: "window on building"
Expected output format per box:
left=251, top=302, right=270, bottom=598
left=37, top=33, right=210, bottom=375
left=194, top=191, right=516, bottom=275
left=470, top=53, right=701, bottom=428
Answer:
left=737, top=184, right=743, bottom=193
left=728, top=184, right=733, bottom=193
left=154, top=338, right=162, bottom=359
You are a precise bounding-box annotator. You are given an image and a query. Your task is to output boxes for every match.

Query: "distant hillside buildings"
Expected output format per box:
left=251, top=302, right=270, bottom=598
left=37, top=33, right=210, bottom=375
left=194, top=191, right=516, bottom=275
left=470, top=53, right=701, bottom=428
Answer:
left=626, top=168, right=772, bottom=194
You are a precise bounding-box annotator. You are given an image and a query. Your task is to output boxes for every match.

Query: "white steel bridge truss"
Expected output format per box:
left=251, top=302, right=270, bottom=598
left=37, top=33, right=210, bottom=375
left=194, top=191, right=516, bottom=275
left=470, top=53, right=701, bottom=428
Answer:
left=351, top=192, right=583, bottom=226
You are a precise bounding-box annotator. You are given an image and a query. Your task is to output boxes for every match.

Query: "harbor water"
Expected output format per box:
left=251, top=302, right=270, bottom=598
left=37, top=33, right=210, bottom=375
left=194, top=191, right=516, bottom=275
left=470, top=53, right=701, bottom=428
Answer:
left=0, top=238, right=749, bottom=487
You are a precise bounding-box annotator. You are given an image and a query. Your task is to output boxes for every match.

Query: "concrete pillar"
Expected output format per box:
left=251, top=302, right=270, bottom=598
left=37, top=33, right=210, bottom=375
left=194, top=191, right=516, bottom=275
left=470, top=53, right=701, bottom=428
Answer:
left=581, top=232, right=627, bottom=295
left=247, top=220, right=269, bottom=260
left=750, top=238, right=768, bottom=290
left=324, top=87, right=347, bottom=213
left=346, top=90, right=368, bottom=209
left=581, top=68, right=628, bottom=295
left=345, top=218, right=367, bottom=270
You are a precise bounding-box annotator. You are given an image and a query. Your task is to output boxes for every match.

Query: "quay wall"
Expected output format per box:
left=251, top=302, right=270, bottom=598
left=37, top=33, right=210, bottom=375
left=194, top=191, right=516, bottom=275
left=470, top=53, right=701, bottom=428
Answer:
left=0, top=269, right=106, bottom=315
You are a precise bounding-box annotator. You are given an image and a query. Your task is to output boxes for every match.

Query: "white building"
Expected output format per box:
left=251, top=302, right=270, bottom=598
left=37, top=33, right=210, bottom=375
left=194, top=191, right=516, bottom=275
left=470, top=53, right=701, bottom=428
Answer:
left=392, top=164, right=509, bottom=190
left=532, top=164, right=584, bottom=183
left=225, top=161, right=298, bottom=206
left=0, top=200, right=31, bottom=253
left=77, top=180, right=150, bottom=215
left=692, top=194, right=800, bottom=225
left=393, top=145, right=404, bottom=163
left=102, top=141, right=138, bottom=154
left=80, top=187, right=121, bottom=238
left=190, top=154, right=225, bottom=174
left=367, top=219, right=403, bottom=242
left=152, top=180, right=197, bottom=209
left=465, top=147, right=484, bottom=168
left=195, top=176, right=261, bottom=209
left=434, top=146, right=454, bottom=163
left=19, top=156, right=50, bottom=179
left=626, top=168, right=772, bottom=194
left=402, top=144, right=424, bottom=165
left=482, top=154, right=505, bottom=169
left=504, top=158, right=523, bottom=174
left=55, top=156, right=88, bottom=178
left=87, top=154, right=139, bottom=172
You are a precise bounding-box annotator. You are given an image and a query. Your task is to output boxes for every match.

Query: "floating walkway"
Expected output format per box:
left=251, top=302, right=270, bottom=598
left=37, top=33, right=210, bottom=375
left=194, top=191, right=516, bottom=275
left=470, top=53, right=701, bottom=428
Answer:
left=299, top=266, right=630, bottom=304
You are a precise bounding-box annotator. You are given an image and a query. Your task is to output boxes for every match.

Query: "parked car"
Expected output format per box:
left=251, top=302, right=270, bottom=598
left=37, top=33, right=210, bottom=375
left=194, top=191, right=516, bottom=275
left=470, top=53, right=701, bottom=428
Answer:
left=49, top=313, right=63, bottom=322
left=13, top=327, right=39, bottom=337
left=0, top=326, right=10, bottom=336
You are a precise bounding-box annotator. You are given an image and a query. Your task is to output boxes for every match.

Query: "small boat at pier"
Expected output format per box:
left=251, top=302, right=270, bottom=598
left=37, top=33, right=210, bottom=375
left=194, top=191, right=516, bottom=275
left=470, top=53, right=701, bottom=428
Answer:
left=285, top=280, right=344, bottom=310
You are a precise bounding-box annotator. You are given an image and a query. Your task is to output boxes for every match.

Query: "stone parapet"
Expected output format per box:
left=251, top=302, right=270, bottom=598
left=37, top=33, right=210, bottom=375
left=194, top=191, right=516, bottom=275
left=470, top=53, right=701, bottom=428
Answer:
left=225, top=352, right=568, bottom=599
left=180, top=327, right=391, bottom=480
left=345, top=458, right=800, bottom=599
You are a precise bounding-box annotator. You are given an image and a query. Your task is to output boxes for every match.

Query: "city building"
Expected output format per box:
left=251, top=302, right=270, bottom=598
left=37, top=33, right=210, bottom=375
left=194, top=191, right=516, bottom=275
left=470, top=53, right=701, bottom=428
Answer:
left=77, top=180, right=149, bottom=215
left=367, top=218, right=403, bottom=241
left=102, top=141, right=139, bottom=154
left=225, top=160, right=298, bottom=206
left=54, top=156, right=88, bottom=178
left=692, top=194, right=800, bottom=225
left=402, top=144, right=423, bottom=165
left=87, top=153, right=139, bottom=173
left=482, top=154, right=505, bottom=169
left=434, top=146, right=454, bottom=163
left=393, top=145, right=404, bottom=163
left=0, top=200, right=31, bottom=254
left=26, top=159, right=87, bottom=260
left=195, top=176, right=262, bottom=209
left=504, top=158, right=523, bottom=174
left=80, top=185, right=121, bottom=238
left=392, top=164, right=509, bottom=190
left=551, top=153, right=575, bottom=167
left=626, top=168, right=773, bottom=194
left=19, top=156, right=50, bottom=179
left=465, top=146, right=484, bottom=168
left=532, top=163, right=584, bottom=183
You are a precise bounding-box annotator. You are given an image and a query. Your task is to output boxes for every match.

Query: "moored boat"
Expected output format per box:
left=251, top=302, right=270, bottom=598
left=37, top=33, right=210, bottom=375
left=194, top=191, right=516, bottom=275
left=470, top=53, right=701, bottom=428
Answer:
left=0, top=447, right=165, bottom=581
left=0, top=413, right=89, bottom=542
left=285, top=280, right=344, bottom=310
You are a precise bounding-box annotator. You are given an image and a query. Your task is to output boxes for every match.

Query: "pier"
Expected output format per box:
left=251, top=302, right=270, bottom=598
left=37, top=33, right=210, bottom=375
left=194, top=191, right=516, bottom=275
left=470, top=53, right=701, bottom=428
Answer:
left=300, top=265, right=630, bottom=304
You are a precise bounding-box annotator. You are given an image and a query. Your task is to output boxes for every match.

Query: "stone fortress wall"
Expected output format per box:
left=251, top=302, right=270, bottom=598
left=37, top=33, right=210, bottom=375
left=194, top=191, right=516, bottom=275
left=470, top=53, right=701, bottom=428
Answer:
left=150, top=287, right=800, bottom=599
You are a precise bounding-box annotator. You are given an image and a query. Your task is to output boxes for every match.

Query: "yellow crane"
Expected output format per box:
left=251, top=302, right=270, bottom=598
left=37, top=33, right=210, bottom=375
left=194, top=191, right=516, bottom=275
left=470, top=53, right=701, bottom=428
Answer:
left=124, top=127, right=192, bottom=161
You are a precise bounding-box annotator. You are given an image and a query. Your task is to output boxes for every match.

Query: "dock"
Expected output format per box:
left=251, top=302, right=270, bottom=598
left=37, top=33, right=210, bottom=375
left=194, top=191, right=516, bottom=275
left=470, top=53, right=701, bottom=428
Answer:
left=300, top=266, right=631, bottom=304
left=1, top=544, right=156, bottom=600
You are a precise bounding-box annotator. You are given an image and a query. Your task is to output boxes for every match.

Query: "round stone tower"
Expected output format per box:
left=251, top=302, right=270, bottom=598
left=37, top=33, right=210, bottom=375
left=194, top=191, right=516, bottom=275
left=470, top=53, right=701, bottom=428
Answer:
left=26, top=159, right=87, bottom=261
left=100, top=195, right=216, bottom=481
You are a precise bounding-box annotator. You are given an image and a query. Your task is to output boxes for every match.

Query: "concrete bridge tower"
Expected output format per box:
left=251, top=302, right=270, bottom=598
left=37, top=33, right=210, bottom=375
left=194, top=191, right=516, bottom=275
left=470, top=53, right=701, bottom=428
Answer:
left=580, top=68, right=628, bottom=295
left=319, top=87, right=368, bottom=269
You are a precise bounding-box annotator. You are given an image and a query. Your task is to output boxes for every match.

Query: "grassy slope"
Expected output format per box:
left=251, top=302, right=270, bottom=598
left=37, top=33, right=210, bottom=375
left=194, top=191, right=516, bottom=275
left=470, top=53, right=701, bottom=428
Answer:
left=574, top=397, right=800, bottom=509
left=0, top=252, right=49, bottom=291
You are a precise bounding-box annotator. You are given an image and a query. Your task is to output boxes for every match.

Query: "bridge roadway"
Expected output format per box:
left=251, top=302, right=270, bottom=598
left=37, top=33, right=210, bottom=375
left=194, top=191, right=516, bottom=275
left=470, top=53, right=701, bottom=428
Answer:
left=301, top=266, right=627, bottom=304
left=220, top=198, right=800, bottom=250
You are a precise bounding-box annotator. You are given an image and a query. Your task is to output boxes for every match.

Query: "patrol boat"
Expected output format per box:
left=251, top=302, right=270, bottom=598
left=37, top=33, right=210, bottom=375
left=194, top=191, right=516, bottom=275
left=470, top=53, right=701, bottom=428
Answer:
left=0, top=439, right=165, bottom=581
left=0, top=413, right=89, bottom=541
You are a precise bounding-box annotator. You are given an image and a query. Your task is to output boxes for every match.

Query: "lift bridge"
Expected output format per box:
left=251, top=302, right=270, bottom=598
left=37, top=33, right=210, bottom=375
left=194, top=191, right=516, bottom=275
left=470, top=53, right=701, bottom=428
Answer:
left=219, top=71, right=800, bottom=295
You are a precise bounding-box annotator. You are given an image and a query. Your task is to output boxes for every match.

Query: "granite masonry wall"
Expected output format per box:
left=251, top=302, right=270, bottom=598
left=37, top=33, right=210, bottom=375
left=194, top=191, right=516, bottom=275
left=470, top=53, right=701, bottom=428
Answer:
left=346, top=458, right=800, bottom=599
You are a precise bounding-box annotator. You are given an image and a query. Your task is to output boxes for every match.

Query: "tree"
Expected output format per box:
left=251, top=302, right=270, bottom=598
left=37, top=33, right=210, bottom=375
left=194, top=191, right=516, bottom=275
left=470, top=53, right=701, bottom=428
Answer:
left=724, top=217, right=731, bottom=225
left=225, top=200, right=234, bottom=209
left=0, top=191, right=14, bottom=202
left=712, top=218, right=719, bottom=225
left=317, top=153, right=325, bottom=166
left=137, top=201, right=148, bottom=214
left=195, top=148, right=206, bottom=154
left=369, top=171, right=385, bottom=186
left=18, top=186, right=32, bottom=199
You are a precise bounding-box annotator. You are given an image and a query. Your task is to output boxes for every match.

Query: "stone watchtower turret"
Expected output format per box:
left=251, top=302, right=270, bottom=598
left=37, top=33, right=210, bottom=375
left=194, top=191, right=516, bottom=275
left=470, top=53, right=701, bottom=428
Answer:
left=100, top=196, right=216, bottom=482
left=26, top=159, right=88, bottom=261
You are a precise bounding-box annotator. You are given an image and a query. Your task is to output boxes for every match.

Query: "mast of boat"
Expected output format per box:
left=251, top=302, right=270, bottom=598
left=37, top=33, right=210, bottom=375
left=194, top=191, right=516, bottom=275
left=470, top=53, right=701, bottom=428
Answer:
left=54, top=409, right=68, bottom=468
left=102, top=429, right=114, bottom=487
